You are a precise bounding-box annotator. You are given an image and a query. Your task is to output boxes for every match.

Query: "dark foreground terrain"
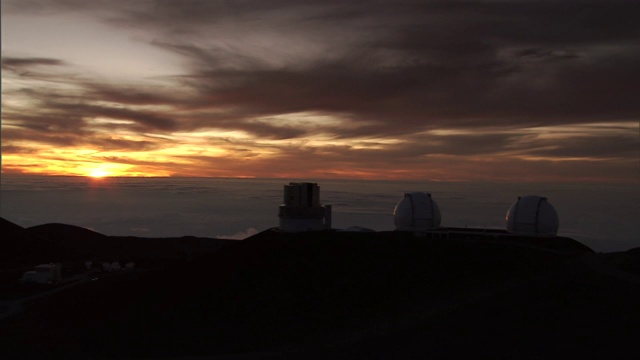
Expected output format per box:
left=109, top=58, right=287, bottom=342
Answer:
left=1, top=217, right=639, bottom=359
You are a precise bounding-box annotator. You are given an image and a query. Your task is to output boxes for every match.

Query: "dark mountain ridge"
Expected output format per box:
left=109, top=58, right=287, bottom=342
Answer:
left=0, top=218, right=236, bottom=270
left=1, top=217, right=639, bottom=359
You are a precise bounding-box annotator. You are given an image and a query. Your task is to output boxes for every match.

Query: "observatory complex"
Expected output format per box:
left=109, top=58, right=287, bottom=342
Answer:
left=276, top=182, right=564, bottom=245
left=391, top=191, right=560, bottom=238
left=278, top=182, right=332, bottom=232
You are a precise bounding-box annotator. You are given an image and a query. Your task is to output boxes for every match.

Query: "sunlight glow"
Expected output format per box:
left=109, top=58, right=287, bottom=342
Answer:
left=88, top=168, right=110, bottom=178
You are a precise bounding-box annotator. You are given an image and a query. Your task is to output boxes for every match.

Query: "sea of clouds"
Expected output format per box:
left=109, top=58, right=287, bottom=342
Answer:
left=1, top=176, right=638, bottom=252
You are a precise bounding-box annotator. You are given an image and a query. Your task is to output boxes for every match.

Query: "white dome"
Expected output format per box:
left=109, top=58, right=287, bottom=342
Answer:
left=506, top=195, right=559, bottom=236
left=393, top=192, right=441, bottom=231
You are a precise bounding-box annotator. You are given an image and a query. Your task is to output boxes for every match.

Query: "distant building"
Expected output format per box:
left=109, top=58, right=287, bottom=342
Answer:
left=102, top=261, right=122, bottom=272
left=21, top=263, right=62, bottom=284
left=278, top=182, right=332, bottom=232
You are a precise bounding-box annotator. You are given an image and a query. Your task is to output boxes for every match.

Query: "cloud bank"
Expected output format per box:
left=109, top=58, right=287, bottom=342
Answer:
left=2, top=1, right=639, bottom=182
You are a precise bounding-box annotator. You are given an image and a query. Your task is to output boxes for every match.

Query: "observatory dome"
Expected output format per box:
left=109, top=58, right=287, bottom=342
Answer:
left=393, top=192, right=441, bottom=231
left=506, top=195, right=559, bottom=236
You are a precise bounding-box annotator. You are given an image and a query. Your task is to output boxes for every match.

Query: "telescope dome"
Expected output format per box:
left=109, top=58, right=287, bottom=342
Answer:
left=506, top=195, right=559, bottom=236
left=393, top=192, right=441, bottom=231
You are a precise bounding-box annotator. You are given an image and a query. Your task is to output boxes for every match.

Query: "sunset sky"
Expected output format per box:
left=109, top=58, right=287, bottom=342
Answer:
left=2, top=1, right=638, bottom=182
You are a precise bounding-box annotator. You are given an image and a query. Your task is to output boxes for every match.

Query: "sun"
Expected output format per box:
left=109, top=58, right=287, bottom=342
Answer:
left=88, top=169, right=110, bottom=178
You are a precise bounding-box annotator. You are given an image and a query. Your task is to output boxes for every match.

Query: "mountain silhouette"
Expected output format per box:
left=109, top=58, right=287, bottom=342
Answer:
left=1, top=218, right=638, bottom=359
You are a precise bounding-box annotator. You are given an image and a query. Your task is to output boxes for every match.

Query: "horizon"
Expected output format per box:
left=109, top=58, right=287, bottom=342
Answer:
left=1, top=176, right=638, bottom=252
left=1, top=172, right=638, bottom=186
left=1, top=1, right=639, bottom=183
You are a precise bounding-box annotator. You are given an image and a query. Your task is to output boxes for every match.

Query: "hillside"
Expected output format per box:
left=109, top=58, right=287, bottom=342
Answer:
left=1, top=219, right=639, bottom=359
left=0, top=218, right=236, bottom=270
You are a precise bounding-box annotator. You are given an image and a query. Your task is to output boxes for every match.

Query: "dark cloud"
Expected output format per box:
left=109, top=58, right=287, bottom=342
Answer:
left=2, top=124, right=167, bottom=153
left=69, top=104, right=178, bottom=131
left=524, top=133, right=640, bottom=158
left=134, top=2, right=639, bottom=134
left=8, top=1, right=640, bottom=131
left=3, top=100, right=177, bottom=133
left=2, top=126, right=84, bottom=148
left=3, top=76, right=178, bottom=133
left=1, top=144, right=40, bottom=155
left=2, top=1, right=639, bottom=181
left=2, top=56, right=67, bottom=69
left=92, top=137, right=166, bottom=152
left=84, top=84, right=183, bottom=106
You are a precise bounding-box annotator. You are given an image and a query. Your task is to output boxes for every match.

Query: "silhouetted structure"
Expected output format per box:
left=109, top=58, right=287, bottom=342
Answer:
left=393, top=192, right=442, bottom=231
left=278, top=182, right=332, bottom=232
left=506, top=195, right=559, bottom=236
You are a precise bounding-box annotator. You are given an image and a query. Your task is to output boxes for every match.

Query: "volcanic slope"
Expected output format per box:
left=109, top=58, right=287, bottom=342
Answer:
left=2, top=227, right=639, bottom=359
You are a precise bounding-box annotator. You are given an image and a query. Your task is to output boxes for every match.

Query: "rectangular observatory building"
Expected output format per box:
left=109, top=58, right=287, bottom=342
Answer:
left=278, top=182, right=332, bottom=232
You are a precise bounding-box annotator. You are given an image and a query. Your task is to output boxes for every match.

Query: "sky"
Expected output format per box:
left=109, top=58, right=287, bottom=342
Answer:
left=1, top=0, right=639, bottom=182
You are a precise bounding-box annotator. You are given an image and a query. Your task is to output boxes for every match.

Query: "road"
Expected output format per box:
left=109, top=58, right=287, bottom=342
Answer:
left=1, top=271, right=111, bottom=320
